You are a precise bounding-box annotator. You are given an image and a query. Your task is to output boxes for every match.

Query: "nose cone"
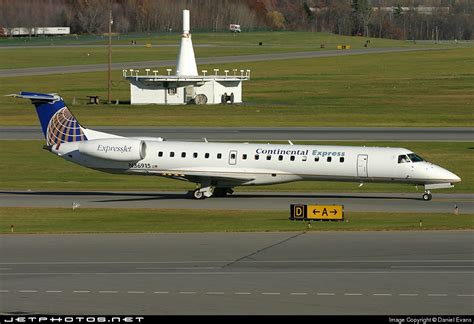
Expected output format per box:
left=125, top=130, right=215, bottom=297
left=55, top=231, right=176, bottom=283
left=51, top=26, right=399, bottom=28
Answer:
left=450, top=172, right=462, bottom=183
left=436, top=165, right=461, bottom=183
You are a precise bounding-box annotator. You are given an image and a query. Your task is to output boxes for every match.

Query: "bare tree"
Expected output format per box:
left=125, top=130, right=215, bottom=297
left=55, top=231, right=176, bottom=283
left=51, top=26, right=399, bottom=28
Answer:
left=353, top=0, right=373, bottom=37
left=74, top=0, right=109, bottom=34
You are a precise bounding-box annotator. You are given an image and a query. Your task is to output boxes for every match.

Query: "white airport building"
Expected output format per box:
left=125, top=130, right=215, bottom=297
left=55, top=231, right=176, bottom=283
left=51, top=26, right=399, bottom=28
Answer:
left=123, top=9, right=250, bottom=105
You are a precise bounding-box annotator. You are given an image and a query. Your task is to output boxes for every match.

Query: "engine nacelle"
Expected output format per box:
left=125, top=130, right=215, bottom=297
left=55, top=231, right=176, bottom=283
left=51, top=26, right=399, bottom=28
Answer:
left=78, top=138, right=147, bottom=162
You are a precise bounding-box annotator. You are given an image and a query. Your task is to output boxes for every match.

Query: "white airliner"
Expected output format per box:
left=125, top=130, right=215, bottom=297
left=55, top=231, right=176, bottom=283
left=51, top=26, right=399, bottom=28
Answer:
left=16, top=92, right=461, bottom=200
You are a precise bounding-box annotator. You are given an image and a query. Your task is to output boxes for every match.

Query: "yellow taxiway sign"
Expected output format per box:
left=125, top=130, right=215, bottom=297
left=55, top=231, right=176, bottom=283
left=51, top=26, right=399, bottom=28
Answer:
left=290, top=204, right=344, bottom=221
left=307, top=205, right=344, bottom=220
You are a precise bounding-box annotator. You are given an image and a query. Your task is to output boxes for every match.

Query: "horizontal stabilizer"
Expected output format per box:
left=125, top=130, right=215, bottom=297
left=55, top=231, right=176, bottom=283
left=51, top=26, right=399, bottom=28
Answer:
left=12, top=92, right=60, bottom=102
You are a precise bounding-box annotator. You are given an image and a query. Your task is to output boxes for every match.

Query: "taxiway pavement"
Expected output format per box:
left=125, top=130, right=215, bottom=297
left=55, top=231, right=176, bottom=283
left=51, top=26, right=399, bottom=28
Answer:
left=1, top=191, right=472, bottom=213
left=1, top=232, right=472, bottom=314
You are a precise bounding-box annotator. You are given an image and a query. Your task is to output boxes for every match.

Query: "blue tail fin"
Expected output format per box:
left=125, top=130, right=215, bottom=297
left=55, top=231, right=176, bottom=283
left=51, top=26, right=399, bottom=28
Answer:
left=16, top=92, right=87, bottom=146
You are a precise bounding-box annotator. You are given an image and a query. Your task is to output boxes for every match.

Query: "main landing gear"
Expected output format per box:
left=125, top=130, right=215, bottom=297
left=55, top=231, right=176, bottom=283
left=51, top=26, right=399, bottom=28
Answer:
left=422, top=190, right=432, bottom=201
left=213, top=187, right=234, bottom=197
left=192, top=187, right=234, bottom=199
left=192, top=186, right=213, bottom=199
left=192, top=189, right=205, bottom=199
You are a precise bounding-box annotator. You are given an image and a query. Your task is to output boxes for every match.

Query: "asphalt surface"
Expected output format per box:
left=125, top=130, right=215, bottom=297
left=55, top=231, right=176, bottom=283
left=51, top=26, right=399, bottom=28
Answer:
left=2, top=44, right=472, bottom=316
left=1, top=232, right=473, bottom=315
left=2, top=126, right=473, bottom=141
left=0, top=47, right=430, bottom=77
left=1, top=191, right=472, bottom=213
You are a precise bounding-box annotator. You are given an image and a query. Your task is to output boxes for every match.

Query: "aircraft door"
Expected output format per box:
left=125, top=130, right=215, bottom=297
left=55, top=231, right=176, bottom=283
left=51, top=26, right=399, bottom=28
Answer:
left=229, top=150, right=237, bottom=165
left=357, top=154, right=368, bottom=177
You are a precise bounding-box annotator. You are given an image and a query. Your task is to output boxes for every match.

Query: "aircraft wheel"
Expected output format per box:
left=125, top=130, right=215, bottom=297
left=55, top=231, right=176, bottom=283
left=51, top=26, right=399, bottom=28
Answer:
left=422, top=193, right=432, bottom=201
left=193, top=189, right=205, bottom=200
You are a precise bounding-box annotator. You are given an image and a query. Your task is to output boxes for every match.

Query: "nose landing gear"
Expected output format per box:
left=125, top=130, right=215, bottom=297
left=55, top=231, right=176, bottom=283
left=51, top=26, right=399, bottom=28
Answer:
left=422, top=190, right=432, bottom=201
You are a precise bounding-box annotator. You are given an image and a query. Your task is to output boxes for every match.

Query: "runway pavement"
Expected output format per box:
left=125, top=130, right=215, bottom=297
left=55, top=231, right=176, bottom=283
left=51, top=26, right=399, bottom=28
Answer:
left=1, top=191, right=473, bottom=213
left=0, top=47, right=430, bottom=77
left=1, top=126, right=473, bottom=141
left=1, top=232, right=472, bottom=314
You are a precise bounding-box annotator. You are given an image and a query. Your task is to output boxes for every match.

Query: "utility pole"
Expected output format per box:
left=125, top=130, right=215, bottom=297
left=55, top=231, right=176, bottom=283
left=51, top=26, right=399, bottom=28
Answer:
left=108, top=7, right=113, bottom=104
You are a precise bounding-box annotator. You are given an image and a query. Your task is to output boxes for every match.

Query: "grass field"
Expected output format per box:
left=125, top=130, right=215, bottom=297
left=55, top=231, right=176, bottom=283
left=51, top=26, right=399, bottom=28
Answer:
left=0, top=31, right=426, bottom=46
left=0, top=207, right=472, bottom=233
left=1, top=44, right=334, bottom=70
left=1, top=48, right=473, bottom=127
left=2, top=32, right=472, bottom=235
left=0, top=31, right=425, bottom=69
left=1, top=140, right=471, bottom=193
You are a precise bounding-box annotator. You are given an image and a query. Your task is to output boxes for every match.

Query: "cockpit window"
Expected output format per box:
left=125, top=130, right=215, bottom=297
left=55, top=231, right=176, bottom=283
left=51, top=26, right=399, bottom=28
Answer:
left=408, top=153, right=424, bottom=162
left=398, top=155, right=410, bottom=163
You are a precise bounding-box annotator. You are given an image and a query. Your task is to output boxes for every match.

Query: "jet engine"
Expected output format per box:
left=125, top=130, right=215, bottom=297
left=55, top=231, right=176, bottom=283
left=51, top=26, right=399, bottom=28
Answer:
left=78, top=138, right=147, bottom=162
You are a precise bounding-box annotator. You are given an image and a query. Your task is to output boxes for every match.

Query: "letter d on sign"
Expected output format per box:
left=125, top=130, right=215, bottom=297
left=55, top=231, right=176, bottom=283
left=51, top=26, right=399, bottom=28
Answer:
left=290, top=204, right=307, bottom=220
left=296, top=206, right=304, bottom=217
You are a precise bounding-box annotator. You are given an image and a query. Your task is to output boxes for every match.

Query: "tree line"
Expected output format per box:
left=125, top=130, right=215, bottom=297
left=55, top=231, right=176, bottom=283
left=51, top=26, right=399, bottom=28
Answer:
left=303, top=0, right=473, bottom=40
left=266, top=0, right=473, bottom=40
left=0, top=0, right=267, bottom=34
left=0, top=0, right=472, bottom=40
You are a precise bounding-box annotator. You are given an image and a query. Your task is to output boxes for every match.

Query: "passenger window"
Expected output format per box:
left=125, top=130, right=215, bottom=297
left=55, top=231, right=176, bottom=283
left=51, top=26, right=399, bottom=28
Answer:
left=181, top=152, right=186, bottom=158
left=205, top=153, right=210, bottom=159
left=255, top=155, right=260, bottom=160
left=170, top=152, right=175, bottom=157
left=290, top=156, right=295, bottom=161
left=266, top=155, right=271, bottom=161
left=217, top=153, right=222, bottom=159
left=242, top=154, right=247, bottom=160
left=278, top=155, right=283, bottom=161
left=193, top=152, right=198, bottom=158
left=327, top=157, right=332, bottom=162
left=158, top=151, right=163, bottom=157
left=314, top=157, right=319, bottom=162
left=302, top=156, right=307, bottom=162
left=340, top=157, right=344, bottom=163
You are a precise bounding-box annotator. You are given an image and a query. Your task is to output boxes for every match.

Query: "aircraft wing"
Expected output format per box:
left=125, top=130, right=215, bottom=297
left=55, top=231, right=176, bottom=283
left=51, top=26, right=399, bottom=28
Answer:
left=158, top=168, right=255, bottom=186
left=181, top=174, right=254, bottom=186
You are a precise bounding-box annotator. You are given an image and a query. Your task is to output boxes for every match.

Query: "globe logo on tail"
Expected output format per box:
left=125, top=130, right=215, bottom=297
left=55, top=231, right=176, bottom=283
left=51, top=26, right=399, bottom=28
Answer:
left=46, top=107, right=87, bottom=146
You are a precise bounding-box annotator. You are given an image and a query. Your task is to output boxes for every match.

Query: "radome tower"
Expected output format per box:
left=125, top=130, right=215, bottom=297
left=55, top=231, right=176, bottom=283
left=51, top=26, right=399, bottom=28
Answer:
left=175, top=9, right=198, bottom=77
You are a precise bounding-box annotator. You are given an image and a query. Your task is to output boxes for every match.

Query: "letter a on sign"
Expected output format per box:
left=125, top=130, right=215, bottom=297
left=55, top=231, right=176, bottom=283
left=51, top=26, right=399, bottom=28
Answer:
left=306, top=205, right=344, bottom=221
